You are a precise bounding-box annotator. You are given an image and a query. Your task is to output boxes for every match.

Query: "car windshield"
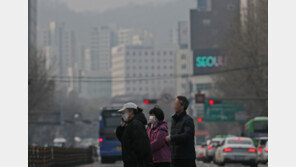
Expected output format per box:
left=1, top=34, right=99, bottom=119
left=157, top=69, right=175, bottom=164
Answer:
left=211, top=140, right=222, bottom=146
left=227, top=139, right=252, bottom=145
left=259, top=139, right=268, bottom=145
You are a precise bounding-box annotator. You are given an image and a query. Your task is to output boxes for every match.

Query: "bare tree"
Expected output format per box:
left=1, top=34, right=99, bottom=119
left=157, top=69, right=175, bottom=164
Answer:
left=212, top=0, right=268, bottom=116
left=28, top=47, right=55, bottom=113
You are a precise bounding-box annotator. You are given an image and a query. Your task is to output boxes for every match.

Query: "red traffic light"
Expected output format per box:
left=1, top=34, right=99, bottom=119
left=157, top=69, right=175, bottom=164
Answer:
left=197, top=117, right=203, bottom=122
left=143, top=99, right=157, bottom=105
left=209, top=99, right=214, bottom=105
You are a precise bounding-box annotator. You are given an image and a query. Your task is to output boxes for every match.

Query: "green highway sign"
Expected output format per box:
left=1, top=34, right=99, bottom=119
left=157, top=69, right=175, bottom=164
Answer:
left=204, top=98, right=245, bottom=122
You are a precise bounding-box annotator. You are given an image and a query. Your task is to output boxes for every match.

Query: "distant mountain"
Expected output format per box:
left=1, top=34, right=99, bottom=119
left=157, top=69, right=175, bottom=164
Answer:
left=37, top=0, right=196, bottom=47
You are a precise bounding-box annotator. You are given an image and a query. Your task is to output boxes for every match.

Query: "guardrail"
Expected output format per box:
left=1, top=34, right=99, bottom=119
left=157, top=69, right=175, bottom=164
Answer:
left=29, top=146, right=96, bottom=167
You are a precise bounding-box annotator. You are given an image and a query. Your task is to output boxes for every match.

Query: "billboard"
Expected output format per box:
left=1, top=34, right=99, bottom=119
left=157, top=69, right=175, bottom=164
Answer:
left=193, top=49, right=225, bottom=75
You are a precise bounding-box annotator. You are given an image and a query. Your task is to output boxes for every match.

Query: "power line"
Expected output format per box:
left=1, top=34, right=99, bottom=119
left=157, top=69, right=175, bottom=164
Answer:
left=28, top=64, right=267, bottom=83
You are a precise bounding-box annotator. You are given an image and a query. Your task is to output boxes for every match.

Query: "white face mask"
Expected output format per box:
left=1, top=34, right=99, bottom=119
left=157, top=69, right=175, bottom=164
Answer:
left=149, top=116, right=156, bottom=124
left=122, top=113, right=129, bottom=122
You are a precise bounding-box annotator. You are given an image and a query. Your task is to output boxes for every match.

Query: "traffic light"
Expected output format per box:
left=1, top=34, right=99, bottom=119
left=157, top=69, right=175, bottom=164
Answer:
left=195, top=94, right=205, bottom=103
left=208, top=99, right=222, bottom=105
left=143, top=99, right=157, bottom=105
left=197, top=117, right=203, bottom=122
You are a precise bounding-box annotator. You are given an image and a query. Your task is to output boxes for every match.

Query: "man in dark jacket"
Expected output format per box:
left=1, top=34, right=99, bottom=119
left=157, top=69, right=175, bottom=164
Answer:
left=165, top=96, right=196, bottom=167
left=116, top=102, right=153, bottom=167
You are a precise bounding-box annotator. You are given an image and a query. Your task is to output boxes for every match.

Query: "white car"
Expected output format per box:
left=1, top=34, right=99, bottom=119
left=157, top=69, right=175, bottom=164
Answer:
left=260, top=141, right=268, bottom=164
left=256, top=137, right=268, bottom=164
left=195, top=144, right=206, bottom=161
left=214, top=137, right=257, bottom=167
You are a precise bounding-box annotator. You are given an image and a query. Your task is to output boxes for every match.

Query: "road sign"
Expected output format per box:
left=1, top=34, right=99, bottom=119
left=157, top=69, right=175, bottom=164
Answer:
left=195, top=94, right=205, bottom=103
left=204, top=101, right=245, bottom=122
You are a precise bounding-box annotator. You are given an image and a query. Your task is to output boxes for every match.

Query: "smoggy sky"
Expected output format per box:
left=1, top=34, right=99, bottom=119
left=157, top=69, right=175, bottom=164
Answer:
left=59, top=0, right=176, bottom=13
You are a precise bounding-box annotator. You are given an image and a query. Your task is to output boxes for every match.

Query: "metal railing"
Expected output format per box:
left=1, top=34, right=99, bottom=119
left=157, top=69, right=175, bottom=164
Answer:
left=29, top=146, right=96, bottom=167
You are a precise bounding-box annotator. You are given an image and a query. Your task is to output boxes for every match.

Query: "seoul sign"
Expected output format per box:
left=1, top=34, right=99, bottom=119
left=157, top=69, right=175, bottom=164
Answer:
left=193, top=49, right=224, bottom=75
left=196, top=56, right=224, bottom=68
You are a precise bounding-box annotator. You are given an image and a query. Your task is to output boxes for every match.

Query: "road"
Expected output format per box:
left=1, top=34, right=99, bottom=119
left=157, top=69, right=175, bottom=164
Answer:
left=77, top=160, right=268, bottom=167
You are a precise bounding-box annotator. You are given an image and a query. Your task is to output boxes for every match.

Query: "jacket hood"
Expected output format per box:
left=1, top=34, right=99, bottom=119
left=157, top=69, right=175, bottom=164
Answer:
left=134, top=112, right=148, bottom=125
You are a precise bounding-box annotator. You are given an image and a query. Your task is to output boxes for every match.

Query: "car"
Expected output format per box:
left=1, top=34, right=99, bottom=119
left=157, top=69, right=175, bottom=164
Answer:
left=256, top=137, right=268, bottom=164
left=204, top=138, right=225, bottom=162
left=195, top=144, right=206, bottom=161
left=259, top=141, right=268, bottom=164
left=214, top=137, right=257, bottom=167
left=53, top=137, right=66, bottom=148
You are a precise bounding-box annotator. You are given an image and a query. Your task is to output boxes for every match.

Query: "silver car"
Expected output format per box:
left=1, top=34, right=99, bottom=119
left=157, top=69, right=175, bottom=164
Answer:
left=260, top=141, right=268, bottom=164
left=204, top=138, right=224, bottom=162
left=214, top=137, right=257, bottom=167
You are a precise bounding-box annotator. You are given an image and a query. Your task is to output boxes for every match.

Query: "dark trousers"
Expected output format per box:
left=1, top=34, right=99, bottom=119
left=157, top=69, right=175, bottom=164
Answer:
left=171, top=159, right=196, bottom=167
left=153, top=162, right=170, bottom=167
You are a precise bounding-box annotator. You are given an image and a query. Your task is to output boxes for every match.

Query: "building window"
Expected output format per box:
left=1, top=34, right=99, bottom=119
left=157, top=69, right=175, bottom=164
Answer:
left=151, top=51, right=154, bottom=55
left=139, top=66, right=142, bottom=70
left=163, top=51, right=167, bottom=56
left=164, top=66, right=167, bottom=69
left=151, top=66, right=155, bottom=70
left=181, top=54, right=186, bottom=60
left=202, top=19, right=211, bottom=26
left=126, top=51, right=129, bottom=56
left=145, top=51, right=148, bottom=56
left=133, top=51, right=136, bottom=56
left=138, top=52, right=142, bottom=56
left=227, top=4, right=235, bottom=11
left=196, top=83, right=212, bottom=90
left=181, top=64, right=186, bottom=69
left=169, top=51, right=173, bottom=55
left=157, top=51, right=161, bottom=56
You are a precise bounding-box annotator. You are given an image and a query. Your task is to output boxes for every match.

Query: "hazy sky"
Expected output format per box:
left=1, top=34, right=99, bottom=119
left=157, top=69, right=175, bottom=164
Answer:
left=38, top=0, right=196, bottom=45
left=59, top=0, right=178, bottom=13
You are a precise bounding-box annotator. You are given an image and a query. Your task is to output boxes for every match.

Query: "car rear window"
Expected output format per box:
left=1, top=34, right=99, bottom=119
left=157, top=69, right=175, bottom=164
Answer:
left=227, top=139, right=252, bottom=145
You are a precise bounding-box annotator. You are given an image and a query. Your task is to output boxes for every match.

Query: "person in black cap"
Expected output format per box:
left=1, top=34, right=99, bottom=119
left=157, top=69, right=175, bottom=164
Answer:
left=116, top=102, right=153, bottom=167
left=165, top=96, right=196, bottom=167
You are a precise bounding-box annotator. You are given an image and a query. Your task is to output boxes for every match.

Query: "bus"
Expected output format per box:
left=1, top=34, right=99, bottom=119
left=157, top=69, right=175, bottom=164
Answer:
left=99, top=107, right=122, bottom=163
left=243, top=117, right=268, bottom=145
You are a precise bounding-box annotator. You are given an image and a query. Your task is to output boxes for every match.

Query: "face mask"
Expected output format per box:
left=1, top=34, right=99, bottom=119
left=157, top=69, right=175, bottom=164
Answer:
left=149, top=116, right=156, bottom=124
left=122, top=113, right=129, bottom=122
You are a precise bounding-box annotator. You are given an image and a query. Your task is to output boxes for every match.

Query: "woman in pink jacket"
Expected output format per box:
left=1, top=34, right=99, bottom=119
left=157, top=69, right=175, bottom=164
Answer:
left=147, top=106, right=171, bottom=167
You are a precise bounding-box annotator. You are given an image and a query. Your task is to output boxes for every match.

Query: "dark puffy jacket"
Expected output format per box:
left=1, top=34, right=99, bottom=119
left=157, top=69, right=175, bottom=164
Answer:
left=116, top=112, right=153, bottom=167
left=170, top=111, right=196, bottom=160
left=147, top=121, right=171, bottom=163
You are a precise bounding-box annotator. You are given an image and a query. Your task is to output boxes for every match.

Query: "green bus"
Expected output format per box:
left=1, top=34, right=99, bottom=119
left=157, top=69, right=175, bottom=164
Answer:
left=243, top=117, right=268, bottom=145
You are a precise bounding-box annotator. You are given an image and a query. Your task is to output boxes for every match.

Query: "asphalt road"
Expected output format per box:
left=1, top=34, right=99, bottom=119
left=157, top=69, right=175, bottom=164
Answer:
left=77, top=160, right=268, bottom=167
